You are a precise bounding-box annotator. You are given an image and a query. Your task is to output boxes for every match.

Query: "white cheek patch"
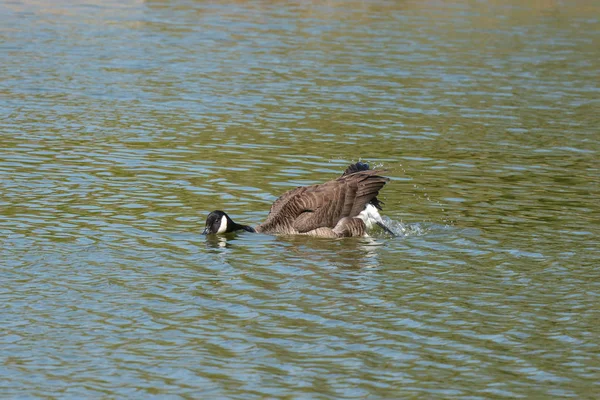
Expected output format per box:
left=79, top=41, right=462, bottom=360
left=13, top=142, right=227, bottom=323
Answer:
left=217, top=215, right=228, bottom=234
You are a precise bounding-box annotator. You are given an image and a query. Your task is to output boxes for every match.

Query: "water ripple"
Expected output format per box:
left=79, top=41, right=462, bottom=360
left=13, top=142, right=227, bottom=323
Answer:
left=2, top=0, right=600, bottom=398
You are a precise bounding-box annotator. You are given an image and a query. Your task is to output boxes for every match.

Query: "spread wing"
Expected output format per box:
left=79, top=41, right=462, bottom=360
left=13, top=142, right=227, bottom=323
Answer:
left=259, top=169, right=389, bottom=234
left=263, top=185, right=307, bottom=224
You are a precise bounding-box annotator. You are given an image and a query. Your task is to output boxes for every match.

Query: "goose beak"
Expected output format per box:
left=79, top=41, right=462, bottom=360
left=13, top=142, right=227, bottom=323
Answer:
left=376, top=221, right=396, bottom=237
left=202, top=226, right=209, bottom=235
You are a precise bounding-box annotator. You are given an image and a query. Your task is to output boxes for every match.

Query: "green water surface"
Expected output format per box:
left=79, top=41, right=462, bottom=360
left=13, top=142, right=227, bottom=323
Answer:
left=1, top=0, right=599, bottom=398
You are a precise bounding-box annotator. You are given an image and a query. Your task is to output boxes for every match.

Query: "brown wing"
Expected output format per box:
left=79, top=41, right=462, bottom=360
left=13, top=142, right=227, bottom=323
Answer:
left=257, top=185, right=308, bottom=233
left=259, top=170, right=388, bottom=234
left=265, top=185, right=307, bottom=220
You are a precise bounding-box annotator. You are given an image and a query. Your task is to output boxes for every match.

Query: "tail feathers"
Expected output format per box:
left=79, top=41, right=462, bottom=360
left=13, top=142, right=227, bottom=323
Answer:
left=370, top=198, right=384, bottom=210
left=341, top=161, right=370, bottom=177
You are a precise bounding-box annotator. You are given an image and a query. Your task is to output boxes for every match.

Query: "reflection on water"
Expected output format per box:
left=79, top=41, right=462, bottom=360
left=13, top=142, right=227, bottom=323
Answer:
left=206, top=232, right=388, bottom=269
left=1, top=0, right=599, bottom=398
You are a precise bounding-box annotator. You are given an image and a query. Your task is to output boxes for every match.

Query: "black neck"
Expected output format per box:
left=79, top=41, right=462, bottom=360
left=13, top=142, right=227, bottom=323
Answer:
left=232, top=223, right=255, bottom=233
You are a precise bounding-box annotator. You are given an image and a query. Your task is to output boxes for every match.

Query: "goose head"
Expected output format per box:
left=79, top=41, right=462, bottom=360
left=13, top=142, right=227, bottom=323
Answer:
left=202, top=210, right=255, bottom=235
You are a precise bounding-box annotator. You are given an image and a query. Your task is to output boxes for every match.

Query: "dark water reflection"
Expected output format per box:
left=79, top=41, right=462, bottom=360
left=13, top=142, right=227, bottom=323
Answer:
left=2, top=0, right=599, bottom=398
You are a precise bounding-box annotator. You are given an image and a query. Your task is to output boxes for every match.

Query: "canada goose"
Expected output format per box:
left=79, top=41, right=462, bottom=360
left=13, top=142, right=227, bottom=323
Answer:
left=203, top=162, right=395, bottom=238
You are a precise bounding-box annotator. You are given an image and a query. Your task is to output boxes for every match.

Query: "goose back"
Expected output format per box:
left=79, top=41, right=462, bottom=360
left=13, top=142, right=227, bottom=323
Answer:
left=255, top=169, right=389, bottom=235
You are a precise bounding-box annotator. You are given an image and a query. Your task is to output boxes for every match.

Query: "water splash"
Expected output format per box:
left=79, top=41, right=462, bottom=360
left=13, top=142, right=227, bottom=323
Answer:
left=372, top=216, right=428, bottom=237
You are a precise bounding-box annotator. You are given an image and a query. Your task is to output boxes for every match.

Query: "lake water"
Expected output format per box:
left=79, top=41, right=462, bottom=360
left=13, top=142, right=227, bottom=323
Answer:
left=1, top=0, right=599, bottom=398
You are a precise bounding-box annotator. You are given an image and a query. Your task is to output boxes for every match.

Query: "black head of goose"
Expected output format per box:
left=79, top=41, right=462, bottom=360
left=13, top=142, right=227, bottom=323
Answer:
left=202, top=210, right=255, bottom=235
left=203, top=162, right=395, bottom=237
